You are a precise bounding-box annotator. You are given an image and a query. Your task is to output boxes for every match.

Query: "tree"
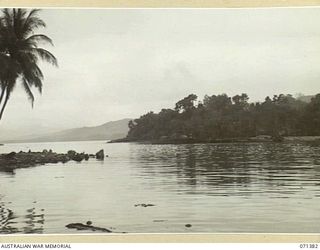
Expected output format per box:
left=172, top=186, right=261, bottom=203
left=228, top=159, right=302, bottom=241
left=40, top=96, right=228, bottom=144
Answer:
left=232, top=93, right=249, bottom=109
left=0, top=8, right=57, bottom=121
left=125, top=92, right=320, bottom=142
left=300, top=94, right=320, bottom=135
left=203, top=94, right=232, bottom=113
left=175, top=94, right=197, bottom=113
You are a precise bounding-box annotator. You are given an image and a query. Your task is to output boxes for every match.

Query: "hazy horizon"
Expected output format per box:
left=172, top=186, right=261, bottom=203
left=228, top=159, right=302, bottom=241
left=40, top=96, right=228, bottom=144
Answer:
left=1, top=8, right=320, bottom=138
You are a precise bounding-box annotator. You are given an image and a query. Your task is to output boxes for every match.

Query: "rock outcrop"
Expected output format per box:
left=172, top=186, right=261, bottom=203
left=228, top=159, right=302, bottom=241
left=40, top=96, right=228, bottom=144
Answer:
left=0, top=149, right=97, bottom=172
left=95, top=149, right=104, bottom=160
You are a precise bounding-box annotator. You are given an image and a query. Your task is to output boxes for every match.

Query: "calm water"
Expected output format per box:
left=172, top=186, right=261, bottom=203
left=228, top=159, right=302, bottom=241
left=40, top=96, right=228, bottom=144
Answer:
left=0, top=141, right=320, bottom=234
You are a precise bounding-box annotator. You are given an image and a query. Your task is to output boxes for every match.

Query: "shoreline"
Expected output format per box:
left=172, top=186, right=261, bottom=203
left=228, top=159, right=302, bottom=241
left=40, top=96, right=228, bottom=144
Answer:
left=108, top=136, right=320, bottom=145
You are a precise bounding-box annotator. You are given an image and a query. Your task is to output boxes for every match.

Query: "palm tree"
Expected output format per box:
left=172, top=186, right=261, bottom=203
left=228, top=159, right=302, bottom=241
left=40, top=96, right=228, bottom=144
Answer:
left=0, top=8, right=57, bottom=121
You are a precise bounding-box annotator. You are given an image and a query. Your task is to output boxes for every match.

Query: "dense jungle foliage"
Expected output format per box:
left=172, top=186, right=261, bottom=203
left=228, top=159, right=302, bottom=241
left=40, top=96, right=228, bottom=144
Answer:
left=126, top=93, right=320, bottom=141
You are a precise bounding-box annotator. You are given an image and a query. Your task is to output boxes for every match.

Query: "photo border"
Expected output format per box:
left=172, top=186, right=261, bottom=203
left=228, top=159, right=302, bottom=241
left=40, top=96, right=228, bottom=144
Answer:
left=0, top=0, right=320, bottom=8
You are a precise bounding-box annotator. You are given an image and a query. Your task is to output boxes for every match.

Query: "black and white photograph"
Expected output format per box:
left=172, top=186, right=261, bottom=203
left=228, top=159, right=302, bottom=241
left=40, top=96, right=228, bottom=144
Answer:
left=0, top=6, right=320, bottom=235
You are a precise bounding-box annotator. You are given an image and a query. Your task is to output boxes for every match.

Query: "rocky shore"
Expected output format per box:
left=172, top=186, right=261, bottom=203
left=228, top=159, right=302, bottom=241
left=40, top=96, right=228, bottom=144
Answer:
left=0, top=149, right=105, bottom=172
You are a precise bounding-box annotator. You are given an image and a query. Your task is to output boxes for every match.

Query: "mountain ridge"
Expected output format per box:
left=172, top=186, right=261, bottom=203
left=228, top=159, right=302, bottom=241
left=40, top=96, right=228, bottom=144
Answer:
left=1, top=118, right=131, bottom=143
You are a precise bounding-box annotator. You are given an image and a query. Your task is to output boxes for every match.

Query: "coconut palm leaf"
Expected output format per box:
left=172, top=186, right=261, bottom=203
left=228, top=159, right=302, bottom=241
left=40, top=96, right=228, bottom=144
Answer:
left=1, top=9, right=13, bottom=29
left=31, top=48, right=57, bottom=66
left=22, top=9, right=46, bottom=38
left=21, top=78, right=35, bottom=106
left=0, top=8, right=57, bottom=119
left=12, top=9, right=27, bottom=38
left=20, top=62, right=44, bottom=93
left=25, top=34, right=53, bottom=47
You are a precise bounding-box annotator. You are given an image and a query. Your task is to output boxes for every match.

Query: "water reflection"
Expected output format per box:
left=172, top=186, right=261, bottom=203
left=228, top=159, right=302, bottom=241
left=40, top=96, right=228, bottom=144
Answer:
left=0, top=201, right=19, bottom=234
left=0, top=200, right=44, bottom=234
left=131, top=142, right=320, bottom=197
left=23, top=207, right=45, bottom=234
left=0, top=168, right=15, bottom=175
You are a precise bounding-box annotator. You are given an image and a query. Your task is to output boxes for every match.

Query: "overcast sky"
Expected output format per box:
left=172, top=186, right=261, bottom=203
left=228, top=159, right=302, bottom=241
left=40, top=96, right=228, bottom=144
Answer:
left=1, top=7, right=320, bottom=135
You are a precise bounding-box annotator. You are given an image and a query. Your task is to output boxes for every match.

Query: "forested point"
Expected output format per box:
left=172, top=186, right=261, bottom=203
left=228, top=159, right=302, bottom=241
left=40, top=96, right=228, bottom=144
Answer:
left=125, top=93, right=320, bottom=143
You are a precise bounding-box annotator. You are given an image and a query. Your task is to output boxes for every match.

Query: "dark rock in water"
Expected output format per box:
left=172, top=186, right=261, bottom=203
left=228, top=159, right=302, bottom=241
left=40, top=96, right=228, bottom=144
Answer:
left=66, top=222, right=112, bottom=233
left=72, top=154, right=84, bottom=162
left=153, top=220, right=167, bottom=222
left=185, top=224, right=192, bottom=228
left=96, top=149, right=104, bottom=160
left=86, top=221, right=92, bottom=226
left=134, top=203, right=155, bottom=207
left=67, top=150, right=77, bottom=158
left=5, top=152, right=16, bottom=159
left=66, top=151, right=89, bottom=162
left=60, top=155, right=70, bottom=163
left=0, top=149, right=91, bottom=172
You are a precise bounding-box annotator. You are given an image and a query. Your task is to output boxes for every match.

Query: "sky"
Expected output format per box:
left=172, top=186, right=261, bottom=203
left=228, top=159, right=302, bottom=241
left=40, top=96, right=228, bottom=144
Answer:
left=1, top=7, right=320, bottom=136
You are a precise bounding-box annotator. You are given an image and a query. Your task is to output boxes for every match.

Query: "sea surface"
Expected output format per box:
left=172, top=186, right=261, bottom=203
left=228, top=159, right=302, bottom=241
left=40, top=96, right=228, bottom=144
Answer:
left=0, top=141, right=320, bottom=234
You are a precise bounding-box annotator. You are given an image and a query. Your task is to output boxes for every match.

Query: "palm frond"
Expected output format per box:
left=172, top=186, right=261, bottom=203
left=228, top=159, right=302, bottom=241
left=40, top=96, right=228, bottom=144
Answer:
left=24, top=61, right=44, bottom=80
left=21, top=78, right=35, bottom=107
left=0, top=54, right=20, bottom=82
left=23, top=69, right=43, bottom=94
left=5, top=77, right=17, bottom=96
left=22, top=9, right=45, bottom=37
left=1, top=8, right=13, bottom=30
left=24, top=34, right=53, bottom=47
left=25, top=9, right=41, bottom=20
left=32, top=47, right=58, bottom=66
left=0, top=8, right=56, bottom=112
left=13, top=9, right=28, bottom=39
left=17, top=52, right=44, bottom=93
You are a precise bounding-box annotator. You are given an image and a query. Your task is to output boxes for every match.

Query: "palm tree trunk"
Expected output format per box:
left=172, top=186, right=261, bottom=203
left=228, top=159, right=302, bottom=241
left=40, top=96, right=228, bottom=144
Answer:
left=0, top=82, right=8, bottom=109
left=0, top=87, right=5, bottom=106
left=0, top=87, right=9, bottom=121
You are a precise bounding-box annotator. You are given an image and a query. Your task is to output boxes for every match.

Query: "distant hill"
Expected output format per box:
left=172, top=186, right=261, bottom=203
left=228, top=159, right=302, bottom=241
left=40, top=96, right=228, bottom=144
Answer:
left=3, top=118, right=131, bottom=143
